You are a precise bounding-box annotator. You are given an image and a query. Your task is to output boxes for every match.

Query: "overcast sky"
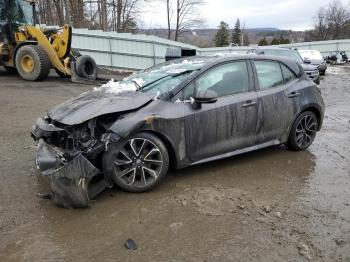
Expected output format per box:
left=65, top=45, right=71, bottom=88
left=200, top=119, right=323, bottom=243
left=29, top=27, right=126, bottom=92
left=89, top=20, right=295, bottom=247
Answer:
left=140, top=0, right=349, bottom=31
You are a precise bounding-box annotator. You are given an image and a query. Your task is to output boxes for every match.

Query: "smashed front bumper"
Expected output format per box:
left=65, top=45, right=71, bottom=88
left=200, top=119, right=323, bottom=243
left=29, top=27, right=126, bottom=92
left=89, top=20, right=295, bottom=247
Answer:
left=35, top=139, right=101, bottom=208
left=31, top=117, right=112, bottom=208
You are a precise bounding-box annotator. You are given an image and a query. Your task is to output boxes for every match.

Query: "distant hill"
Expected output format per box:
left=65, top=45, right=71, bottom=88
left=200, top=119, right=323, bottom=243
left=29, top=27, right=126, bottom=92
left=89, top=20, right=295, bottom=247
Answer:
left=140, top=28, right=305, bottom=47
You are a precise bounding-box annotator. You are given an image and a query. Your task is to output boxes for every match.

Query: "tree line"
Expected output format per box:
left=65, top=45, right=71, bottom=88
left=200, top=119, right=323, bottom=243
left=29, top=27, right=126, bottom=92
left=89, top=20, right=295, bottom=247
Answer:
left=34, top=0, right=349, bottom=45
left=35, top=0, right=204, bottom=39
left=35, top=0, right=141, bottom=32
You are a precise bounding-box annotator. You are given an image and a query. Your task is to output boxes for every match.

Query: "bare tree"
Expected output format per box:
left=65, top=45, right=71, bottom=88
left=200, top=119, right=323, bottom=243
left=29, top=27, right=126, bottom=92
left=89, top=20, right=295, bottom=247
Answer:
left=35, top=0, right=144, bottom=32
left=309, top=0, right=350, bottom=41
left=53, top=0, right=65, bottom=26
left=166, top=0, right=172, bottom=39
left=174, top=0, right=204, bottom=41
left=164, top=0, right=204, bottom=41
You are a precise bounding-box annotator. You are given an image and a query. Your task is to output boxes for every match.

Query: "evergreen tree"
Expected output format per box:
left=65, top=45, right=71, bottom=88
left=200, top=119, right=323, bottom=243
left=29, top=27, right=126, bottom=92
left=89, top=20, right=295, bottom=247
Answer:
left=232, top=19, right=241, bottom=46
left=215, top=21, right=230, bottom=47
left=283, top=38, right=291, bottom=44
left=279, top=35, right=285, bottom=44
left=270, top=38, right=280, bottom=45
left=258, top=37, right=269, bottom=46
left=278, top=35, right=291, bottom=44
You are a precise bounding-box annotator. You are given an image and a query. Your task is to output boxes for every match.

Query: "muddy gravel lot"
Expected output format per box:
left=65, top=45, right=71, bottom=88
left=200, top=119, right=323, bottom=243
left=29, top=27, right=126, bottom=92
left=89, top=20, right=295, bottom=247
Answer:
left=0, top=66, right=349, bottom=262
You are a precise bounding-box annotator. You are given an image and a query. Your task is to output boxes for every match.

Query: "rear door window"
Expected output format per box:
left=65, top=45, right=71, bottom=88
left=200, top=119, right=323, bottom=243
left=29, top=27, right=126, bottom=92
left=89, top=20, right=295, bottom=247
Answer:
left=254, top=61, right=283, bottom=90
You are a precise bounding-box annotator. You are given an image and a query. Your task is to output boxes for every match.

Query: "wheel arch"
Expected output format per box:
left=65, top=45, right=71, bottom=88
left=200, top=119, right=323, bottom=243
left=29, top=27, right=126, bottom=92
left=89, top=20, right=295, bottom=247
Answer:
left=283, top=103, right=323, bottom=143
left=136, top=129, right=179, bottom=169
left=13, top=41, right=38, bottom=66
left=298, top=104, right=323, bottom=131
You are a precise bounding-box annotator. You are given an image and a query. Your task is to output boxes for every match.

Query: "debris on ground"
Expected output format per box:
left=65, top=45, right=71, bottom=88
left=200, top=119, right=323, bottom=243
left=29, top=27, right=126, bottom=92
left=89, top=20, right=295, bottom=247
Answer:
left=274, top=212, right=282, bottom=219
left=334, top=238, right=345, bottom=247
left=262, top=205, right=272, bottom=213
left=36, top=192, right=53, bottom=200
left=124, top=239, right=138, bottom=251
left=297, top=242, right=312, bottom=260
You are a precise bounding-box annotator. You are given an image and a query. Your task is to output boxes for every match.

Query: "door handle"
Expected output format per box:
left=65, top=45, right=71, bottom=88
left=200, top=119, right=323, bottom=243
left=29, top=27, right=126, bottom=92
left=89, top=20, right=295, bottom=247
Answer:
left=288, top=92, right=300, bottom=98
left=242, top=100, right=257, bottom=108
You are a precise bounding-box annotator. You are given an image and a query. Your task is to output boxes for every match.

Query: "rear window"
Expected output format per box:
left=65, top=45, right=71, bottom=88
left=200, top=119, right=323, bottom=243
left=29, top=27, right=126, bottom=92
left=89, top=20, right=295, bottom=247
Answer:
left=255, top=61, right=283, bottom=90
left=258, top=49, right=303, bottom=64
left=299, top=50, right=323, bottom=60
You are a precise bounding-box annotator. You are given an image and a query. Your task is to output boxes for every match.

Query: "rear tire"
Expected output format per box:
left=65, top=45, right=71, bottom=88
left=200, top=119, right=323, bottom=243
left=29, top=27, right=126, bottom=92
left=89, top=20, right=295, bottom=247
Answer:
left=287, top=111, right=318, bottom=151
left=103, top=133, right=169, bottom=193
left=15, top=45, right=51, bottom=81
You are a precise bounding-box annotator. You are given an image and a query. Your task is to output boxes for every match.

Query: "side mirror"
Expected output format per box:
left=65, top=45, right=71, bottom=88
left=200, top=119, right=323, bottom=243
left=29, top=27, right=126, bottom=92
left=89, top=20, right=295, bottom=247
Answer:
left=303, top=58, right=311, bottom=64
left=192, top=90, right=218, bottom=109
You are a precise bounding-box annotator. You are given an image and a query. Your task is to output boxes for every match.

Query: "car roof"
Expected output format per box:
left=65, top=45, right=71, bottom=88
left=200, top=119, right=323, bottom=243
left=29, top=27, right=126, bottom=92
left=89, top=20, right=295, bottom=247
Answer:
left=249, top=46, right=294, bottom=51
left=196, top=54, right=301, bottom=76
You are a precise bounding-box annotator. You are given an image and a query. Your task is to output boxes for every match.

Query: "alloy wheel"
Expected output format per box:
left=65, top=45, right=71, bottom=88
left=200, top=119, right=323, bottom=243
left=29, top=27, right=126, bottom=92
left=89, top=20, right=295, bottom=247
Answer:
left=113, top=138, right=163, bottom=188
left=295, top=114, right=317, bottom=148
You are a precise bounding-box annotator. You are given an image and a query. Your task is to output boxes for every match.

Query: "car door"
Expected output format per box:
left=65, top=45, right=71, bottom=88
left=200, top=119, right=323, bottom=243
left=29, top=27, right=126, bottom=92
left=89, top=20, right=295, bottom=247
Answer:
left=253, top=60, right=299, bottom=143
left=182, top=61, right=259, bottom=162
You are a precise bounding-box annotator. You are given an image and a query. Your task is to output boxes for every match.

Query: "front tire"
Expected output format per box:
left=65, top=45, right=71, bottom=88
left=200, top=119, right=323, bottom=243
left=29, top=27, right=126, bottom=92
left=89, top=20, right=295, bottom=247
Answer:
left=287, top=111, right=318, bottom=151
left=15, top=45, right=51, bottom=81
left=103, top=133, right=169, bottom=193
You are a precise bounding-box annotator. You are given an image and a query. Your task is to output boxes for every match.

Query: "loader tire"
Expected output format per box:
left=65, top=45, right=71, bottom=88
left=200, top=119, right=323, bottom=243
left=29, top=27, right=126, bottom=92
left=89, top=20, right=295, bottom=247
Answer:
left=16, top=45, right=51, bottom=81
left=75, top=55, right=97, bottom=80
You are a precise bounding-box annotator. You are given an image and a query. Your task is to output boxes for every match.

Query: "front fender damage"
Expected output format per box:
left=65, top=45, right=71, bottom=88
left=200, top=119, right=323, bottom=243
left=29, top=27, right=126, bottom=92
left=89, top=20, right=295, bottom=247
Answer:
left=36, top=139, right=109, bottom=208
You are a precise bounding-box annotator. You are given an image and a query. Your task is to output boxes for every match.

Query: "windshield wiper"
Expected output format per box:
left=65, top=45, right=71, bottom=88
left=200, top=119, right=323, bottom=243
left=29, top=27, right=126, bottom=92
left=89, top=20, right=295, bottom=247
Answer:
left=137, top=69, right=198, bottom=91
left=131, top=80, right=141, bottom=90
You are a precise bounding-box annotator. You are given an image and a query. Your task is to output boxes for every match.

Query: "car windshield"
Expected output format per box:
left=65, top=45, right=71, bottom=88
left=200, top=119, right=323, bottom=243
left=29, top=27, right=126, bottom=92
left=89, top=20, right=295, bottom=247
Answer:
left=299, top=50, right=323, bottom=60
left=260, top=49, right=303, bottom=64
left=96, top=58, right=210, bottom=98
left=2, top=0, right=33, bottom=24
left=123, top=59, right=209, bottom=97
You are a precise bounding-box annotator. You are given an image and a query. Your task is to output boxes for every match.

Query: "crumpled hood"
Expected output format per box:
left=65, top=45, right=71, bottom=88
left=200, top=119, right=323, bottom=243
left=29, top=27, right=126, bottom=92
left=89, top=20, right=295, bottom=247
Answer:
left=48, top=90, right=155, bottom=125
left=301, top=63, right=318, bottom=72
left=309, top=59, right=325, bottom=65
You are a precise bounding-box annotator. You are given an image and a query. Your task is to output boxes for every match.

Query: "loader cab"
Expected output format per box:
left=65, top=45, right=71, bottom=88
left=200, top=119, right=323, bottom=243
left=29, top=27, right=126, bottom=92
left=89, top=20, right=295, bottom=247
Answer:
left=0, top=0, right=34, bottom=43
left=0, top=0, right=34, bottom=25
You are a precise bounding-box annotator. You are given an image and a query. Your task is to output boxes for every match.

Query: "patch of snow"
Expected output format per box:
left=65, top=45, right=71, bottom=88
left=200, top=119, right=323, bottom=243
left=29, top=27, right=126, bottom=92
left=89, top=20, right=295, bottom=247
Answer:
left=165, top=68, right=188, bottom=74
left=94, top=79, right=137, bottom=94
left=133, top=77, right=145, bottom=87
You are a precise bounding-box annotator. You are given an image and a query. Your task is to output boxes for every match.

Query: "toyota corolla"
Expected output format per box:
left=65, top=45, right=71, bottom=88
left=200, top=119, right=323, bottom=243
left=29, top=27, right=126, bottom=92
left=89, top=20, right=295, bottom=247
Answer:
left=31, top=55, right=325, bottom=208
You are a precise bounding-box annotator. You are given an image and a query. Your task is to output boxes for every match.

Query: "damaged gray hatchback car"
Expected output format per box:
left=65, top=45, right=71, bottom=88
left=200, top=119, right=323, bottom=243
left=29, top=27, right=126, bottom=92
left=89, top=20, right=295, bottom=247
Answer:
left=31, top=55, right=325, bottom=208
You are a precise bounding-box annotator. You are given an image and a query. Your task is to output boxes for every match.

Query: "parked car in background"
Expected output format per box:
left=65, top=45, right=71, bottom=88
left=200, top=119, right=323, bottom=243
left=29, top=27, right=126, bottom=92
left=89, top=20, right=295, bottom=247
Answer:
left=298, top=49, right=327, bottom=75
left=325, top=51, right=349, bottom=65
left=31, top=55, right=324, bottom=208
left=248, top=47, right=320, bottom=84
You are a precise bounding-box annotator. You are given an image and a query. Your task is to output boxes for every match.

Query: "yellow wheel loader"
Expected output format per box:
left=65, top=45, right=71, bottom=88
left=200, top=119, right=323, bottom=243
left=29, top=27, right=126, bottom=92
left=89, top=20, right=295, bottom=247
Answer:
left=0, top=0, right=98, bottom=81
